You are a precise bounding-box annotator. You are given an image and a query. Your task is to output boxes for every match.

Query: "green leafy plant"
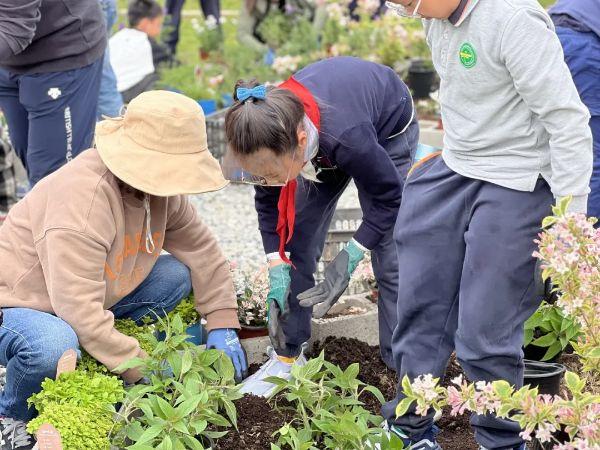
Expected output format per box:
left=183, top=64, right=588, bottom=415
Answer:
left=27, top=403, right=115, bottom=450
left=191, top=16, right=223, bottom=55
left=168, top=295, right=200, bottom=326
left=27, top=371, right=124, bottom=450
left=78, top=318, right=155, bottom=375
left=28, top=370, right=124, bottom=412
left=523, top=301, right=581, bottom=361
left=111, top=313, right=242, bottom=450
left=266, top=351, right=404, bottom=449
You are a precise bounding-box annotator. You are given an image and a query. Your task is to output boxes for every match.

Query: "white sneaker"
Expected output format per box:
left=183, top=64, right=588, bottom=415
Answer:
left=239, top=344, right=308, bottom=397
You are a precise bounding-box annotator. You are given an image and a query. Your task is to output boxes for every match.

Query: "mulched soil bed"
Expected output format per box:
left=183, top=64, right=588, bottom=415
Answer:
left=220, top=338, right=586, bottom=450
left=215, top=395, right=295, bottom=450
left=218, top=337, right=478, bottom=449
left=310, top=337, right=477, bottom=450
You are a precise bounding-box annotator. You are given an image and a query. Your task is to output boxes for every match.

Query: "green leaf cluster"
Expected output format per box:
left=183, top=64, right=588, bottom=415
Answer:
left=28, top=370, right=124, bottom=412
left=79, top=318, right=157, bottom=375
left=266, top=352, right=404, bottom=449
left=258, top=11, right=318, bottom=54
left=26, top=371, right=124, bottom=450
left=27, top=403, right=115, bottom=450
left=523, top=301, right=582, bottom=361
left=167, top=296, right=200, bottom=327
left=112, top=313, right=242, bottom=450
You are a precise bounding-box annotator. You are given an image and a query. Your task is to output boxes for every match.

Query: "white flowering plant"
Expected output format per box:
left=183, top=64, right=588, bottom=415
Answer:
left=232, top=264, right=269, bottom=327
left=271, top=55, right=303, bottom=77
left=352, top=253, right=377, bottom=291
left=397, top=198, right=600, bottom=449
left=191, top=15, right=222, bottom=55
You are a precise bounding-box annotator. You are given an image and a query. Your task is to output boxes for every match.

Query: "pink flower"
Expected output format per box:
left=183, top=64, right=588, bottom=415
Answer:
left=520, top=427, right=533, bottom=442
left=447, top=386, right=468, bottom=416
left=536, top=422, right=557, bottom=443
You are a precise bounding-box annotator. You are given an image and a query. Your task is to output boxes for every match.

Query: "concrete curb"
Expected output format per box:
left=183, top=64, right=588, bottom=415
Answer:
left=241, top=295, right=379, bottom=364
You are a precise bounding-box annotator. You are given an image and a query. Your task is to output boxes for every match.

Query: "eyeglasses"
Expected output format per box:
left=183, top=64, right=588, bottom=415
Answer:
left=221, top=146, right=298, bottom=187
left=385, top=0, right=422, bottom=18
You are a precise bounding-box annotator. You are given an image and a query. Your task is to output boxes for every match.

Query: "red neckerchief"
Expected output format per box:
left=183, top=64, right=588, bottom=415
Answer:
left=275, top=77, right=321, bottom=266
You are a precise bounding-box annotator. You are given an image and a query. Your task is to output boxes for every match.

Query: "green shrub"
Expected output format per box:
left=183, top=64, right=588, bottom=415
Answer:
left=27, top=403, right=115, bottom=450
left=28, top=370, right=124, bottom=413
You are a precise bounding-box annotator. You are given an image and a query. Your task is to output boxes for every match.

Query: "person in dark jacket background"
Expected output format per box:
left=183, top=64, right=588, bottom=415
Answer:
left=0, top=0, right=105, bottom=188
left=164, top=0, right=222, bottom=56
left=550, top=0, right=600, bottom=222
left=222, top=57, right=418, bottom=396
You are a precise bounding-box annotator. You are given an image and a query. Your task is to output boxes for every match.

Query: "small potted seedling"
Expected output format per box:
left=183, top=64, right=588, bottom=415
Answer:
left=352, top=253, right=378, bottom=302
left=233, top=266, right=269, bottom=339
left=523, top=301, right=580, bottom=362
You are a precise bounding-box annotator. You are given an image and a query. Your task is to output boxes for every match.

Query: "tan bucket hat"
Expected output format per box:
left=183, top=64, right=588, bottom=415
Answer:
left=95, top=90, right=228, bottom=196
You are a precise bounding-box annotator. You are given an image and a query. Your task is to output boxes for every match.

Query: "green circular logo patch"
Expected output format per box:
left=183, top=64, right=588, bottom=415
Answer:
left=459, top=42, right=477, bottom=68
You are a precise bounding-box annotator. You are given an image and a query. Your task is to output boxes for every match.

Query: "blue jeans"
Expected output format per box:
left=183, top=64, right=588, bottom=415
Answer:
left=0, top=255, right=191, bottom=420
left=97, top=0, right=123, bottom=119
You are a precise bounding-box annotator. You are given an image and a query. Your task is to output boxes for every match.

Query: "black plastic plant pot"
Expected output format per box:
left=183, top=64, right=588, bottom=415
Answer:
left=407, top=59, right=435, bottom=100
left=523, top=344, right=562, bottom=363
left=523, top=359, right=566, bottom=396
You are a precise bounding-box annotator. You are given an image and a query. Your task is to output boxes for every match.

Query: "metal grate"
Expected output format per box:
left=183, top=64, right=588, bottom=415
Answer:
left=316, top=208, right=367, bottom=294
left=205, top=108, right=229, bottom=160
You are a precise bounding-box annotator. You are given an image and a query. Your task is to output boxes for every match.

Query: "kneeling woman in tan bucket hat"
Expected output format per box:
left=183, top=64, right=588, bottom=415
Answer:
left=0, top=91, right=247, bottom=444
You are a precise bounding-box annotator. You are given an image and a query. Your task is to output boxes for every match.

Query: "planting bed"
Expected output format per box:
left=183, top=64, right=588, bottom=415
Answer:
left=310, top=337, right=477, bottom=450
left=218, top=337, right=477, bottom=450
left=215, top=395, right=295, bottom=450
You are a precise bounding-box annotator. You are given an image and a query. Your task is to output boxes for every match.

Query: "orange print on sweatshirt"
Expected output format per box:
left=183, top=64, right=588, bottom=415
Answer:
left=104, top=231, right=163, bottom=283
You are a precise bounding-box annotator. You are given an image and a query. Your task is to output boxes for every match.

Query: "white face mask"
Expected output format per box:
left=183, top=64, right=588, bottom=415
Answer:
left=300, top=116, right=321, bottom=183
left=385, top=0, right=422, bottom=18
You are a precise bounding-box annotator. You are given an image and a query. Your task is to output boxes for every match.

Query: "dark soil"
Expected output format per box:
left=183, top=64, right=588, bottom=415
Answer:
left=310, top=337, right=477, bottom=450
left=219, top=337, right=583, bottom=449
left=215, top=395, right=295, bottom=450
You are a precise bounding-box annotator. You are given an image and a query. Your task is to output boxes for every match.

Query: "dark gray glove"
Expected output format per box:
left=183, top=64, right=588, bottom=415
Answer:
left=298, top=241, right=365, bottom=318
left=268, top=301, right=289, bottom=351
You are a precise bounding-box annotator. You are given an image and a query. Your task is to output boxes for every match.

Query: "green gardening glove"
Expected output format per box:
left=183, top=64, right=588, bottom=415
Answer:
left=298, top=240, right=365, bottom=319
left=266, top=263, right=292, bottom=350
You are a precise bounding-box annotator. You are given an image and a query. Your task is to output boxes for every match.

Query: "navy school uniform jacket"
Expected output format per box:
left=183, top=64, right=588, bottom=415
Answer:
left=255, top=57, right=414, bottom=254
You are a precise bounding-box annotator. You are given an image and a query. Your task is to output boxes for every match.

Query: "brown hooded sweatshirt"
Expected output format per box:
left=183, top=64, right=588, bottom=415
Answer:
left=0, top=149, right=239, bottom=381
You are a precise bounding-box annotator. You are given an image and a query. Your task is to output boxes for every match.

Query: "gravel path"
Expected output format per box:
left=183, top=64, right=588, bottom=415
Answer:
left=190, top=182, right=360, bottom=272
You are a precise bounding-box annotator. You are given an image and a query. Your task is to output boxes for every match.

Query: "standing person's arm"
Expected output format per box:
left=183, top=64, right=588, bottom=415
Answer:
left=0, top=0, right=42, bottom=60
left=501, top=8, right=593, bottom=213
left=237, top=1, right=269, bottom=54
left=162, top=196, right=240, bottom=331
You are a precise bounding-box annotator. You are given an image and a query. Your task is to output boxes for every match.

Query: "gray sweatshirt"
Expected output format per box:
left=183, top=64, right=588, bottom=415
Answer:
left=0, top=0, right=106, bottom=74
left=424, top=0, right=593, bottom=213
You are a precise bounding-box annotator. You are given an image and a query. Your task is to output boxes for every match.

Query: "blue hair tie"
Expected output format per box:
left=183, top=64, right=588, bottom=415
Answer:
left=237, top=85, right=267, bottom=102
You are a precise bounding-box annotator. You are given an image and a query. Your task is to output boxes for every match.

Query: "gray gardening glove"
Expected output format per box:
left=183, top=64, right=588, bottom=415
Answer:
left=298, top=240, right=365, bottom=318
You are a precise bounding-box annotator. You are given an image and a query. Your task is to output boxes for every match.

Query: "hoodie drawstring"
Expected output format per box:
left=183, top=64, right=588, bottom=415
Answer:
left=143, top=194, right=156, bottom=254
